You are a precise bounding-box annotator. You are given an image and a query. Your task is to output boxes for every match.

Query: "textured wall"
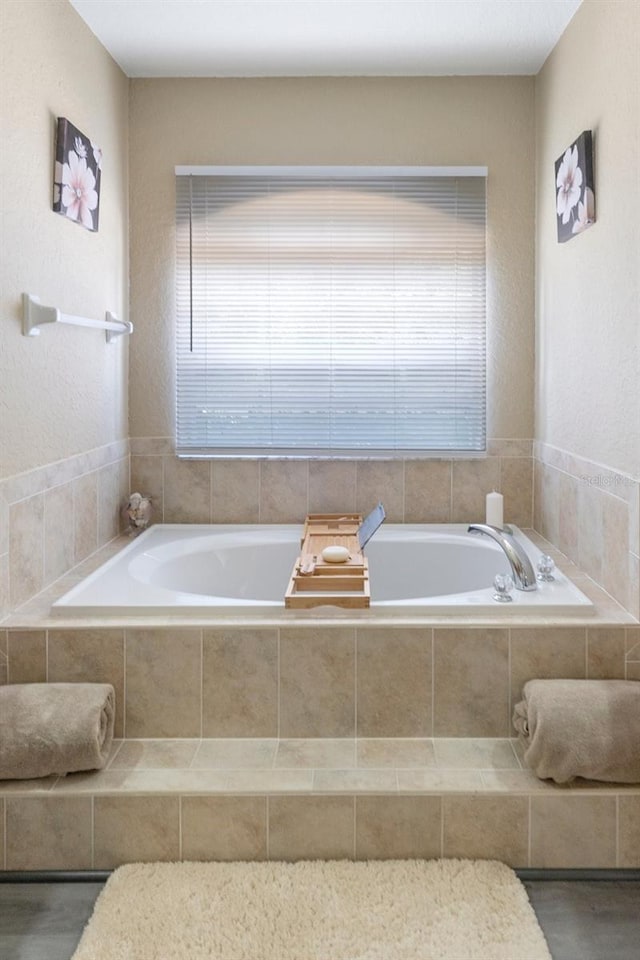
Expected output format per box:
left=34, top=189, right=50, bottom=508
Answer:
left=128, top=76, right=536, bottom=443
left=535, top=0, right=640, bottom=480
left=0, top=0, right=129, bottom=478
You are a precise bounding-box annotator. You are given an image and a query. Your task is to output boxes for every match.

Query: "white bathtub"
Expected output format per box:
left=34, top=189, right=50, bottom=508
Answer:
left=52, top=524, right=594, bottom=617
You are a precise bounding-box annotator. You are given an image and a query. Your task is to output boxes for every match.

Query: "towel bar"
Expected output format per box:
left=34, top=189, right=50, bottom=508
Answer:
left=22, top=293, right=133, bottom=342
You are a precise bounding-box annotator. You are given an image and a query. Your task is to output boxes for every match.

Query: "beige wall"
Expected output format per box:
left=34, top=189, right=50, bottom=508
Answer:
left=533, top=0, right=640, bottom=618
left=129, top=76, right=535, bottom=443
left=535, top=0, right=640, bottom=481
left=0, top=0, right=129, bottom=479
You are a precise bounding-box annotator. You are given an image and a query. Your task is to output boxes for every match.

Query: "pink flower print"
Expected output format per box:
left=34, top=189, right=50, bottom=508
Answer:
left=61, top=150, right=98, bottom=229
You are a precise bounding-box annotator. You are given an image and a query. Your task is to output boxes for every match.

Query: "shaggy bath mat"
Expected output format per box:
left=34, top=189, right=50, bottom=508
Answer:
left=72, top=859, right=551, bottom=960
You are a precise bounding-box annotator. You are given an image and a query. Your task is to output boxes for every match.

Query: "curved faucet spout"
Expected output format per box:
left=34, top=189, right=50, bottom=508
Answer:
left=468, top=523, right=537, bottom=591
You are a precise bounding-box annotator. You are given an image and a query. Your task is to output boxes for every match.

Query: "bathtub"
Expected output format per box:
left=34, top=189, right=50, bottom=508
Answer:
left=52, top=524, right=594, bottom=617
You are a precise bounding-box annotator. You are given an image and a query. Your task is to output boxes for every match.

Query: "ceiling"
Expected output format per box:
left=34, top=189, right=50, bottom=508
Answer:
left=69, top=0, right=582, bottom=78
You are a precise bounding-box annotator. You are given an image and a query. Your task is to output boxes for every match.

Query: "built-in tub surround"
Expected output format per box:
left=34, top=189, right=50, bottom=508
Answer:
left=535, top=442, right=640, bottom=621
left=0, top=441, right=130, bottom=619
left=128, top=433, right=639, bottom=619
left=0, top=622, right=639, bottom=869
left=2, top=624, right=639, bottom=741
left=1, top=527, right=637, bottom=871
left=51, top=523, right=593, bottom=618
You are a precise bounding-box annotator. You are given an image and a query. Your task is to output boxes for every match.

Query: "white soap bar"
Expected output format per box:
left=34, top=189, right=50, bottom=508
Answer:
left=322, top=545, right=350, bottom=564
left=486, top=491, right=504, bottom=528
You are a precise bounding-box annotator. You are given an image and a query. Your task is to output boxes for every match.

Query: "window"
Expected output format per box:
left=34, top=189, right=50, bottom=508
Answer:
left=175, top=166, right=486, bottom=457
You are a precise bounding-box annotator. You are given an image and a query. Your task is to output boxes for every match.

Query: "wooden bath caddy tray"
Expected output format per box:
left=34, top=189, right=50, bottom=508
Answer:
left=284, top=514, right=370, bottom=609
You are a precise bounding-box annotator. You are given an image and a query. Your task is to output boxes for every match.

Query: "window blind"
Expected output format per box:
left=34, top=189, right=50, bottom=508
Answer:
left=175, top=169, right=486, bottom=457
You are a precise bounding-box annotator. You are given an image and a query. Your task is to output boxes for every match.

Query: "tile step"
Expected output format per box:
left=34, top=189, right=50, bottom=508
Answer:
left=2, top=739, right=638, bottom=869
left=1, top=738, right=638, bottom=797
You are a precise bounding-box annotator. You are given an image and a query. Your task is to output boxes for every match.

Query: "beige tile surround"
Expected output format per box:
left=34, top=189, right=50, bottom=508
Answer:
left=2, top=620, right=636, bottom=871
left=2, top=624, right=639, bottom=740
left=2, top=436, right=532, bottom=623
left=1, top=437, right=638, bottom=871
left=0, top=440, right=129, bottom=619
left=534, top=441, right=640, bottom=620
left=129, top=437, right=534, bottom=528
left=1, top=621, right=638, bottom=873
left=1, top=737, right=638, bottom=869
left=3, top=436, right=638, bottom=624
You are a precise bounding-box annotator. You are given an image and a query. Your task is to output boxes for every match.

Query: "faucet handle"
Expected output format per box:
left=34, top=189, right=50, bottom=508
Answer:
left=493, top=574, right=514, bottom=602
left=536, top=554, right=556, bottom=582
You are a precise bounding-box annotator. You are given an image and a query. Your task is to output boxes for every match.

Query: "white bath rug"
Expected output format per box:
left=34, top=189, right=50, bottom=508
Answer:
left=72, top=858, right=551, bottom=960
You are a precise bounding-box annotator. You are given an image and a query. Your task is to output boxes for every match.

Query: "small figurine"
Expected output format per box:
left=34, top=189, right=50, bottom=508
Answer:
left=124, top=492, right=153, bottom=536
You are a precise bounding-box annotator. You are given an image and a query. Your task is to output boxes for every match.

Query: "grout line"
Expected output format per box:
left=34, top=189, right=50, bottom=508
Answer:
left=265, top=796, right=270, bottom=860
left=90, top=795, right=95, bottom=869
left=107, top=740, right=123, bottom=769
left=45, top=628, right=49, bottom=682
left=71, top=473, right=77, bottom=576
left=276, top=628, right=280, bottom=739
left=41, top=493, right=46, bottom=588
left=354, top=629, right=358, bottom=739
left=351, top=795, right=356, bottom=860
left=122, top=630, right=127, bottom=739
left=449, top=463, right=453, bottom=522
left=305, top=460, right=310, bottom=518
left=529, top=455, right=535, bottom=529
left=6, top=544, right=11, bottom=614
left=530, top=455, right=538, bottom=528
left=431, top=628, right=435, bottom=737
left=507, top=627, right=511, bottom=735
left=585, top=627, right=590, bottom=679
left=354, top=462, right=359, bottom=516
left=159, top=455, right=165, bottom=523
left=439, top=794, right=444, bottom=858
left=179, top=795, right=183, bottom=861
left=257, top=461, right=262, bottom=523
left=508, top=735, right=522, bottom=770
left=200, top=629, right=204, bottom=739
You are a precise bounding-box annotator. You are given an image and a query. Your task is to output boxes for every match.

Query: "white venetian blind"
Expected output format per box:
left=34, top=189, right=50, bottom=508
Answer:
left=175, top=167, right=486, bottom=456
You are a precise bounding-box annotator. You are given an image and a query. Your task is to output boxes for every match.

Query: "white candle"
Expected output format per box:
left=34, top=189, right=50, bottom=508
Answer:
left=486, top=491, right=504, bottom=528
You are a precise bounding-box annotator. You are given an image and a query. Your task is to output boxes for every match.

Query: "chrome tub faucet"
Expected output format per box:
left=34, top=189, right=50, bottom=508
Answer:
left=468, top=524, right=538, bottom=591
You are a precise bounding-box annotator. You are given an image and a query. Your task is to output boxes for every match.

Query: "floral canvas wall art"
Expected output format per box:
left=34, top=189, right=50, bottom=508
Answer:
left=52, top=118, right=102, bottom=232
left=555, top=130, right=595, bottom=243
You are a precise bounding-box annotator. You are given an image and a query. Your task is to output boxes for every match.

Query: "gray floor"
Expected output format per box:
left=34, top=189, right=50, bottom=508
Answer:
left=524, top=880, right=640, bottom=960
left=0, top=879, right=638, bottom=960
left=0, top=882, right=103, bottom=960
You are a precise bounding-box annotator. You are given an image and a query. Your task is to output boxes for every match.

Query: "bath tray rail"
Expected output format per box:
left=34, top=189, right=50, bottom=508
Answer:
left=285, top=514, right=370, bottom=609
